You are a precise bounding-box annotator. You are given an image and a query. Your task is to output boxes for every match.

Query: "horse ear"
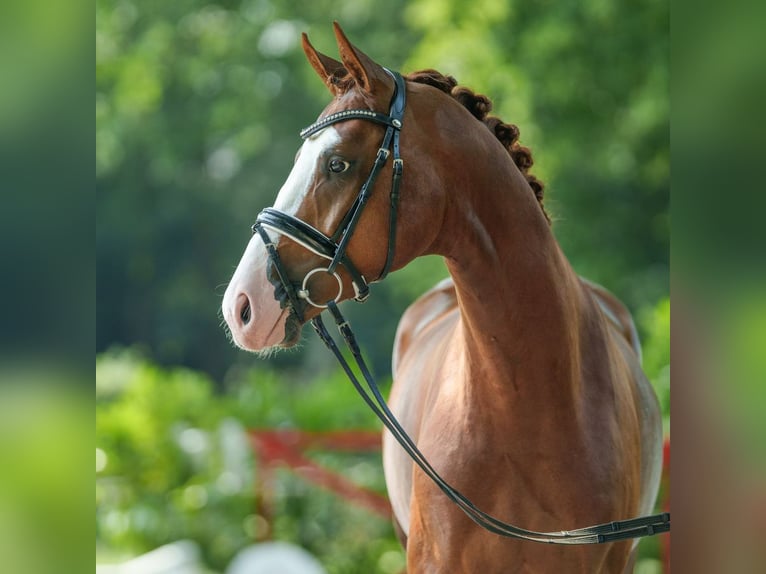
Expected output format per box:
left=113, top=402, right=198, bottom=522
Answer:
left=301, top=33, right=344, bottom=94
left=333, top=21, right=391, bottom=95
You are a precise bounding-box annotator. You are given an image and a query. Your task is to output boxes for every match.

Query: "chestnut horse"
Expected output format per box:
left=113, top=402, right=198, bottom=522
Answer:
left=222, top=23, right=663, bottom=573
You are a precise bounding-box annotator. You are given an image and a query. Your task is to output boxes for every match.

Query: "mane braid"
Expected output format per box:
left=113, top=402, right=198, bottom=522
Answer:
left=406, top=69, right=550, bottom=224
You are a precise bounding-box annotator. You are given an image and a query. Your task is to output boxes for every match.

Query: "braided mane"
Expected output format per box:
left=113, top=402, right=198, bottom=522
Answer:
left=406, top=70, right=549, bottom=224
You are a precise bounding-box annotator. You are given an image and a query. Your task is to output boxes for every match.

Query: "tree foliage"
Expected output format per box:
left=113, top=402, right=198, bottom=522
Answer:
left=96, top=349, right=404, bottom=573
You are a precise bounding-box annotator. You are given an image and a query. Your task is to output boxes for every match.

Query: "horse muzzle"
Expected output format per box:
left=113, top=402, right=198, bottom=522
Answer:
left=221, top=234, right=298, bottom=352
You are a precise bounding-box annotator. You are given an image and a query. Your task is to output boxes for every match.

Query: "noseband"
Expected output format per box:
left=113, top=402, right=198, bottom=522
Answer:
left=252, top=68, right=406, bottom=319
left=249, top=69, right=670, bottom=545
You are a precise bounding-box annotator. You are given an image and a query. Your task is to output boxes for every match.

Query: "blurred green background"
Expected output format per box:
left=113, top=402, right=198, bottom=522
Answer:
left=96, top=0, right=669, bottom=572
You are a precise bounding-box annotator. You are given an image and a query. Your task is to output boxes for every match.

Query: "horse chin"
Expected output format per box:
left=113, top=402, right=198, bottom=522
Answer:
left=250, top=309, right=303, bottom=357
left=278, top=311, right=303, bottom=348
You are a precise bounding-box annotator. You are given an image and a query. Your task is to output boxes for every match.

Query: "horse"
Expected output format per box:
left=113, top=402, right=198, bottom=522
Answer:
left=222, top=23, right=663, bottom=573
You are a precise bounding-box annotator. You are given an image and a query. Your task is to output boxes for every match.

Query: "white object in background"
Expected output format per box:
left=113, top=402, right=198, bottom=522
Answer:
left=218, top=417, right=252, bottom=494
left=226, top=542, right=327, bottom=574
left=96, top=539, right=202, bottom=574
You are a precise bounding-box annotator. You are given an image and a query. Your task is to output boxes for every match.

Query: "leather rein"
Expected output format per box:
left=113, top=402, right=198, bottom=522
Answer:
left=251, top=69, right=670, bottom=545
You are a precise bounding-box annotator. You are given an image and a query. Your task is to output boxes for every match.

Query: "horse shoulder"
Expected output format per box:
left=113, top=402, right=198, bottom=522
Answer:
left=386, top=277, right=459, bottom=544
left=579, top=276, right=663, bottom=524
left=579, top=276, right=643, bottom=364
left=392, top=276, right=458, bottom=373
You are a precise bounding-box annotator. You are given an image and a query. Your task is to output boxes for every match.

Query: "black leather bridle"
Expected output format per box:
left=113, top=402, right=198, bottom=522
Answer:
left=252, top=69, right=406, bottom=318
left=250, top=69, right=670, bottom=545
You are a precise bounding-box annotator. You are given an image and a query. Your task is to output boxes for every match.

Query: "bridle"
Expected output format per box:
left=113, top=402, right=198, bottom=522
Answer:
left=252, top=69, right=406, bottom=318
left=250, top=69, right=670, bottom=545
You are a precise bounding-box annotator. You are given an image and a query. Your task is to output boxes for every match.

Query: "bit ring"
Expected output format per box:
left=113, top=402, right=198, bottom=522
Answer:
left=298, top=267, right=344, bottom=308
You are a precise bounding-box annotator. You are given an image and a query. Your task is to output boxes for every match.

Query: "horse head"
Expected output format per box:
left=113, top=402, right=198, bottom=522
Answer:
left=222, top=23, right=448, bottom=353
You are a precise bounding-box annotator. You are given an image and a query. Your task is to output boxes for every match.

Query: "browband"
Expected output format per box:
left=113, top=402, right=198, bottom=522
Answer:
left=300, top=109, right=402, bottom=140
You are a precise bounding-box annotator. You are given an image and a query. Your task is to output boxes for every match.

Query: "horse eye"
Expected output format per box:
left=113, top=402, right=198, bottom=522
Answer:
left=328, top=158, right=350, bottom=174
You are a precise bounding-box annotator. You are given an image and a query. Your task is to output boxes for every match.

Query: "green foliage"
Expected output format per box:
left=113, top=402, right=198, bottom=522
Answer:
left=715, top=292, right=766, bottom=469
left=640, top=297, right=670, bottom=430
left=405, top=0, right=669, bottom=312
left=97, top=349, right=238, bottom=567
left=96, top=349, right=403, bottom=572
left=0, top=382, right=90, bottom=574
left=635, top=297, right=670, bottom=567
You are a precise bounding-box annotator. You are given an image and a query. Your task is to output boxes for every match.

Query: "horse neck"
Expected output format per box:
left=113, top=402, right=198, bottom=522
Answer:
left=435, top=147, right=586, bottom=405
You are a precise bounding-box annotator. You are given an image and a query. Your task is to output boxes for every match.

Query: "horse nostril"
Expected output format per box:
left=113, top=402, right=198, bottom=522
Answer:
left=239, top=296, right=252, bottom=325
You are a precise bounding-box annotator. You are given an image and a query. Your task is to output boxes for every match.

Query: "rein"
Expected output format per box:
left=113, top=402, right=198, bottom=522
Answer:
left=251, top=69, right=670, bottom=545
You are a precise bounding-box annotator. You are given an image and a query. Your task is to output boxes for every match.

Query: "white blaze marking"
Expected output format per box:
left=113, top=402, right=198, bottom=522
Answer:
left=221, top=126, right=344, bottom=351
left=273, top=127, right=341, bottom=215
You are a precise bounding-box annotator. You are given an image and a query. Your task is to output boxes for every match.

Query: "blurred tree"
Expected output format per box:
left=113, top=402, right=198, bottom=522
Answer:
left=405, top=0, right=669, bottom=310
left=96, top=349, right=404, bottom=573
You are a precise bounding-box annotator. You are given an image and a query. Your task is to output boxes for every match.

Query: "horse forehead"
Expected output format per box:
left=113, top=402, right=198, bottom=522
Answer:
left=272, top=126, right=341, bottom=214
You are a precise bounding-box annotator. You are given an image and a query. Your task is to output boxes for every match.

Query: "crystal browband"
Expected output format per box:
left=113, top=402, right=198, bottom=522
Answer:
left=300, top=109, right=402, bottom=139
